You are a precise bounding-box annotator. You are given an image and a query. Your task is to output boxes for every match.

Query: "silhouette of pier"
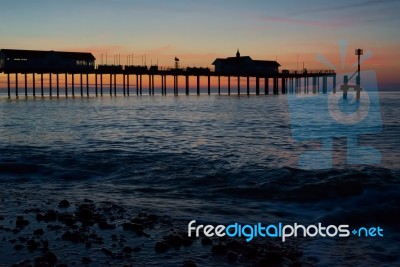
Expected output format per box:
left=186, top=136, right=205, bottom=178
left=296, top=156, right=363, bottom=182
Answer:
left=0, top=49, right=336, bottom=98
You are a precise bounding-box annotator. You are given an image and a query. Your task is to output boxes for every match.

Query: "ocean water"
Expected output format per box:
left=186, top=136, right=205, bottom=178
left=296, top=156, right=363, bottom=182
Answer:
left=0, top=92, right=399, bottom=266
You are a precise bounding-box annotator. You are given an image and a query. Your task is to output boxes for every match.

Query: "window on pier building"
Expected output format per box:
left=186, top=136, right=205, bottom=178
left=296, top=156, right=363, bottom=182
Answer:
left=76, top=60, right=94, bottom=66
left=76, top=60, right=88, bottom=66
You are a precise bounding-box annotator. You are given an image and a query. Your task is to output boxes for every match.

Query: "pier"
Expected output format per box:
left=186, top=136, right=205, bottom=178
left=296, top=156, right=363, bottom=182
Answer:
left=0, top=68, right=336, bottom=98
left=0, top=49, right=336, bottom=98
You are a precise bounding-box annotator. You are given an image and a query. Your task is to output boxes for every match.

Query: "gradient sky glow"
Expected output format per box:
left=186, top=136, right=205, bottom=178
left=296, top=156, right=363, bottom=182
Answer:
left=1, top=0, right=399, bottom=89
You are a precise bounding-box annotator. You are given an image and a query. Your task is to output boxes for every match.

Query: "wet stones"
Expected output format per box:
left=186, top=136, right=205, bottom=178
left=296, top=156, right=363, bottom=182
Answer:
left=122, top=246, right=133, bottom=254
left=43, top=251, right=58, bottom=266
left=15, top=217, right=29, bottom=228
left=57, top=212, right=77, bottom=227
left=43, top=210, right=58, bottom=222
left=98, top=220, right=116, bottom=230
left=62, top=230, right=86, bottom=243
left=33, top=228, right=44, bottom=236
left=58, top=199, right=70, bottom=208
left=26, top=239, right=38, bottom=252
left=122, top=222, right=144, bottom=233
left=101, top=247, right=114, bottom=256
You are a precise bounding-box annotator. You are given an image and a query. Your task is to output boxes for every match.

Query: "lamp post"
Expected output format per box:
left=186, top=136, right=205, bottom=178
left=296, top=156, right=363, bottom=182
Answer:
left=355, top=48, right=363, bottom=86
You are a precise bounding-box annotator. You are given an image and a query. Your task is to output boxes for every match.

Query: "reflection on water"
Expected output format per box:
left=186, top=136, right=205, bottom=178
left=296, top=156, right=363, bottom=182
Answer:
left=0, top=92, right=399, bottom=266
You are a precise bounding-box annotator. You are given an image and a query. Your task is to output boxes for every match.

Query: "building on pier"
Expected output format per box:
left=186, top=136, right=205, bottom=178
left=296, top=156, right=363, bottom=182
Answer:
left=0, top=49, right=95, bottom=73
left=212, top=50, right=280, bottom=75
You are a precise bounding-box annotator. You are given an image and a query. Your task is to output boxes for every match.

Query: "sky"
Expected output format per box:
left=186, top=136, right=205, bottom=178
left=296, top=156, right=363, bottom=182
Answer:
left=0, top=0, right=399, bottom=89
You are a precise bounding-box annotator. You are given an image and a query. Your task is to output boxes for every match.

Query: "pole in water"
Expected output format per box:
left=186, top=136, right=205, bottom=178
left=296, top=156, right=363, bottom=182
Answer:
left=33, top=73, right=36, bottom=97
left=86, top=73, right=89, bottom=96
left=41, top=73, right=44, bottom=97
left=49, top=73, right=52, bottom=97
left=65, top=73, right=67, bottom=97
left=56, top=73, right=59, bottom=97
left=7, top=73, right=10, bottom=98
left=15, top=73, right=18, bottom=97
left=24, top=73, right=27, bottom=97
left=341, top=75, right=349, bottom=99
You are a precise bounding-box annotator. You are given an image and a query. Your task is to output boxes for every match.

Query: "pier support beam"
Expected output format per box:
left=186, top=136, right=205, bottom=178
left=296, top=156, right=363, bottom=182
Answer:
left=333, top=75, right=337, bottom=93
left=114, top=74, right=117, bottom=96
left=323, top=76, right=328, bottom=94
left=127, top=74, right=130, bottom=96
left=15, top=73, right=18, bottom=97
left=100, top=74, right=103, bottom=96
left=33, top=73, right=36, bottom=97
left=64, top=73, right=67, bottom=97
left=185, top=75, right=189, bottom=95
left=247, top=76, right=250, bottom=95
left=71, top=74, right=75, bottom=96
left=256, top=77, right=260, bottom=95
left=228, top=76, right=231, bottom=95
left=140, top=75, right=142, bottom=95
left=164, top=75, right=167, bottom=95
left=281, top=78, right=286, bottom=94
left=86, top=74, right=89, bottom=96
left=41, top=73, right=44, bottom=97
left=196, top=75, right=200, bottom=95
left=136, top=75, right=139, bottom=95
left=237, top=76, right=240, bottom=96
left=109, top=74, right=112, bottom=96
left=218, top=76, right=221, bottom=95
left=123, top=74, right=126, bottom=96
left=152, top=75, right=155, bottom=95
left=208, top=75, right=210, bottom=95
left=265, top=77, right=269, bottom=95
left=7, top=73, right=10, bottom=98
left=56, top=73, right=59, bottom=97
left=49, top=73, right=52, bottom=97
left=312, top=77, right=317, bottom=94
left=273, top=77, right=278, bottom=95
left=80, top=73, right=83, bottom=96
left=24, top=73, right=27, bottom=97
left=148, top=75, right=151, bottom=95
left=95, top=74, right=98, bottom=96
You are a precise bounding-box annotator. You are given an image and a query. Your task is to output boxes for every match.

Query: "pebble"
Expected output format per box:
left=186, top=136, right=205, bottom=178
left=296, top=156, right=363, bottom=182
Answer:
left=122, top=222, right=144, bottom=232
left=58, top=199, right=70, bottom=208
left=43, top=251, right=58, bottom=265
left=15, top=218, right=29, bottom=228
left=33, top=228, right=44, bottom=236
left=122, top=246, right=133, bottom=254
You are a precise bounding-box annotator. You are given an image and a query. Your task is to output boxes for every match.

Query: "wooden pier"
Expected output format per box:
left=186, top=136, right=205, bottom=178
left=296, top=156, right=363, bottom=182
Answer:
left=0, top=67, right=336, bottom=98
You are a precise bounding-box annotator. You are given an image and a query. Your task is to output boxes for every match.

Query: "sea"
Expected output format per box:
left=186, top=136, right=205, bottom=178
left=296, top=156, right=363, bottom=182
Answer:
left=0, top=91, right=399, bottom=266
